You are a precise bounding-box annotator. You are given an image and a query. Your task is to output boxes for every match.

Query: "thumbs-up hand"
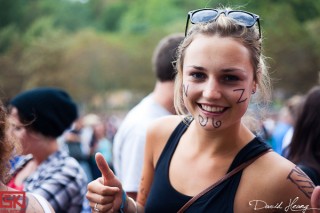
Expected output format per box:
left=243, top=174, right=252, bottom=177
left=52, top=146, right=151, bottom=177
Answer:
left=86, top=153, right=123, bottom=212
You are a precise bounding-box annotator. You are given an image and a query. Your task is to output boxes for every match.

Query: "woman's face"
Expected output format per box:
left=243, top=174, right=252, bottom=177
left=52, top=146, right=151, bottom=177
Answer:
left=7, top=107, right=34, bottom=154
left=182, top=34, right=256, bottom=131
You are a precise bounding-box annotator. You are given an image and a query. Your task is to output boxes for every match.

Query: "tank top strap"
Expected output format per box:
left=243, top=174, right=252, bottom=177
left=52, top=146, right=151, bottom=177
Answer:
left=228, top=137, right=271, bottom=172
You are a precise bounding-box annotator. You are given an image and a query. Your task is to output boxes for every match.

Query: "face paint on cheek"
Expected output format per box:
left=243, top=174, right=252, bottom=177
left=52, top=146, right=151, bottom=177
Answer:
left=233, top=89, right=248, bottom=104
left=183, top=84, right=189, bottom=97
left=212, top=118, right=222, bottom=128
left=198, top=115, right=208, bottom=127
left=198, top=115, right=222, bottom=128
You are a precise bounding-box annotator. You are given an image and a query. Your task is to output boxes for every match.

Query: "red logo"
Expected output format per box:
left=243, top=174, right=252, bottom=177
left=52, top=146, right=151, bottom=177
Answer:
left=0, top=191, right=26, bottom=212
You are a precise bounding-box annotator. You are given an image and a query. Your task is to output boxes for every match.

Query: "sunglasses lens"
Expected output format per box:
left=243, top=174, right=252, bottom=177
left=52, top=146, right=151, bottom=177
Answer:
left=191, top=10, right=219, bottom=24
left=228, top=12, right=256, bottom=27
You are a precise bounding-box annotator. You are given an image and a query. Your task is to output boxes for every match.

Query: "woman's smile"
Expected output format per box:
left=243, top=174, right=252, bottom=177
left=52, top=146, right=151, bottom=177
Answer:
left=198, top=103, right=228, bottom=114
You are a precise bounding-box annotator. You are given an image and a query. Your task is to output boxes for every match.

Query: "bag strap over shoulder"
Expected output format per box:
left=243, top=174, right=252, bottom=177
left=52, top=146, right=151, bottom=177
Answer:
left=177, top=149, right=272, bottom=213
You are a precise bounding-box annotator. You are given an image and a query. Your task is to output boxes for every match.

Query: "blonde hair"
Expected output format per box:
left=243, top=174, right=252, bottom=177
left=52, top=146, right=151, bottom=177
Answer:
left=0, top=103, right=19, bottom=183
left=174, top=8, right=271, bottom=117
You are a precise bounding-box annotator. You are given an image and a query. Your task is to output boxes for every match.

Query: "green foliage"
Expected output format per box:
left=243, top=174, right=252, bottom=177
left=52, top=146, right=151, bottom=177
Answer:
left=119, top=0, right=186, bottom=33
left=1, top=0, right=320, bottom=110
left=100, top=2, right=129, bottom=31
left=54, top=3, right=93, bottom=31
left=0, top=0, right=22, bottom=29
left=0, top=25, right=20, bottom=53
left=23, top=17, right=59, bottom=42
left=291, top=0, right=320, bottom=22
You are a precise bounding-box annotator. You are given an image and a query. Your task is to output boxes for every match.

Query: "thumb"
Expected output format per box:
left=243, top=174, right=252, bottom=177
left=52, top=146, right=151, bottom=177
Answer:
left=95, top=152, right=115, bottom=186
left=312, top=186, right=320, bottom=213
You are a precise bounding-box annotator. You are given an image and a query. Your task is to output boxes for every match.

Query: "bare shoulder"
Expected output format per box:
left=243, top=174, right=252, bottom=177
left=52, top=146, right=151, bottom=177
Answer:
left=146, top=115, right=183, bottom=145
left=26, top=193, right=55, bottom=213
left=146, top=115, right=183, bottom=166
left=148, top=115, right=183, bottom=134
left=235, top=151, right=314, bottom=213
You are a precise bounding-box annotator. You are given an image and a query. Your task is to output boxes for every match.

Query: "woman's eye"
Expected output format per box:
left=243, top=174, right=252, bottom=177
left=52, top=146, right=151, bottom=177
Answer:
left=191, top=72, right=206, bottom=79
left=223, top=75, right=239, bottom=82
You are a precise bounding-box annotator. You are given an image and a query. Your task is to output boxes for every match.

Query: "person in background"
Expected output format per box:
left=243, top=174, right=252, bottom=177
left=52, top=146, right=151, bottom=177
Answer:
left=280, top=94, right=304, bottom=155
left=63, top=113, right=114, bottom=181
left=64, top=117, right=93, bottom=182
left=112, top=33, right=185, bottom=200
left=93, top=121, right=113, bottom=169
left=86, top=6, right=316, bottom=213
left=7, top=87, right=88, bottom=213
left=270, top=95, right=303, bottom=154
left=0, top=101, right=54, bottom=213
left=91, top=118, right=113, bottom=179
left=286, top=86, right=320, bottom=185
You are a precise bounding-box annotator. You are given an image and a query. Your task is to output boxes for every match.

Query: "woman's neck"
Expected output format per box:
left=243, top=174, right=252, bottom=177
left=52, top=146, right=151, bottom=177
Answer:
left=30, top=138, right=59, bottom=164
left=186, top=122, right=255, bottom=157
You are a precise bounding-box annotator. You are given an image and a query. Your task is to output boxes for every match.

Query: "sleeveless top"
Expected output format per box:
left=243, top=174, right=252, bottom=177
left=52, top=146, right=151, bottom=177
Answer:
left=144, top=119, right=271, bottom=213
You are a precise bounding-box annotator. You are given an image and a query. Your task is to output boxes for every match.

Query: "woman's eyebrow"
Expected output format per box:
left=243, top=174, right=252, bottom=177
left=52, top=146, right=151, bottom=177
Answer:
left=185, top=65, right=206, bottom=71
left=221, top=67, right=246, bottom=72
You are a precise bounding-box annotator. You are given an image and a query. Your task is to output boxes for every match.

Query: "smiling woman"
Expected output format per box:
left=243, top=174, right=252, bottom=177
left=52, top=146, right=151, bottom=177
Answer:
left=85, top=6, right=316, bottom=213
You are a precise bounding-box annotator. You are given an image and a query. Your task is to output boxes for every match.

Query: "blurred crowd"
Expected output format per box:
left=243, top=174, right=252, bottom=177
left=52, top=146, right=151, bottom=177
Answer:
left=59, top=113, right=119, bottom=182
left=259, top=87, right=320, bottom=185
left=2, top=76, right=320, bottom=213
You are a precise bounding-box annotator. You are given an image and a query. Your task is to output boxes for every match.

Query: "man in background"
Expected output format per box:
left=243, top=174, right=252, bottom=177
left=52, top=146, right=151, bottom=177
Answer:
left=112, top=33, right=184, bottom=200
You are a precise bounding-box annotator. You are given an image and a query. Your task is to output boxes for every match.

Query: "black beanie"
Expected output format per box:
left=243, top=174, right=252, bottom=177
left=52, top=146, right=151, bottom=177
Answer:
left=10, top=87, right=78, bottom=138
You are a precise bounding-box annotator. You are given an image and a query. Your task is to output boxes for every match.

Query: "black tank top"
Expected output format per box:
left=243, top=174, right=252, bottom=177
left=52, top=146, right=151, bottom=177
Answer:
left=144, top=119, right=271, bottom=213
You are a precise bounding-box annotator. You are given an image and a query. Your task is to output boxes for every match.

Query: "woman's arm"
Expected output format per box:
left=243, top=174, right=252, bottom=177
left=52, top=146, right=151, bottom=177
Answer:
left=312, top=186, right=320, bottom=213
left=136, top=122, right=157, bottom=207
left=136, top=116, right=181, bottom=211
left=235, top=152, right=315, bottom=213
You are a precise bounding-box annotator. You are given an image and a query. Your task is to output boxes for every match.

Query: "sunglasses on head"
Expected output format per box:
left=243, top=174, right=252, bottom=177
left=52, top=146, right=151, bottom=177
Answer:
left=185, top=8, right=261, bottom=38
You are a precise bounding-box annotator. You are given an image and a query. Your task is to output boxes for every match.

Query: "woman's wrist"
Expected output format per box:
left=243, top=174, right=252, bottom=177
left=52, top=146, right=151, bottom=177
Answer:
left=119, top=190, right=138, bottom=213
left=127, top=197, right=137, bottom=213
left=119, top=190, right=127, bottom=213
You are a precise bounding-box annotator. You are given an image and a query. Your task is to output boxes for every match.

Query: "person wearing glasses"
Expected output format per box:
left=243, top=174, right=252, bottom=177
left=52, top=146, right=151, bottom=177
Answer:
left=86, top=7, right=316, bottom=212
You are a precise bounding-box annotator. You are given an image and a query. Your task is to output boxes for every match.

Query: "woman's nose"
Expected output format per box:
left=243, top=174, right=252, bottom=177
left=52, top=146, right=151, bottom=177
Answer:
left=202, top=79, right=222, bottom=100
